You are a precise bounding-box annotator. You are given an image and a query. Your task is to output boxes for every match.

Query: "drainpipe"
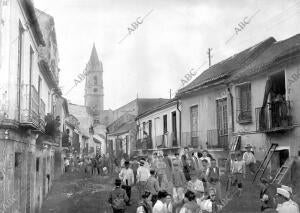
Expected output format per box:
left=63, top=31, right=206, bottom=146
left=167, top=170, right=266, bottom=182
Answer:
left=176, top=99, right=182, bottom=147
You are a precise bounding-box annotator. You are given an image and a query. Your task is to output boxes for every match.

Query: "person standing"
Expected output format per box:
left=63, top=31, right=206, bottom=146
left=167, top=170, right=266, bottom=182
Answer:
left=108, top=178, right=129, bottom=213
left=259, top=178, right=276, bottom=212
left=172, top=162, right=187, bottom=203
left=119, top=161, right=134, bottom=206
left=137, top=191, right=153, bottom=213
left=243, top=144, right=256, bottom=175
left=137, top=161, right=151, bottom=199
left=131, top=156, right=140, bottom=184
left=206, top=159, right=222, bottom=202
left=231, top=152, right=246, bottom=197
left=153, top=190, right=169, bottom=213
left=146, top=169, right=160, bottom=205
left=179, top=190, right=200, bottom=213
left=275, top=187, right=300, bottom=213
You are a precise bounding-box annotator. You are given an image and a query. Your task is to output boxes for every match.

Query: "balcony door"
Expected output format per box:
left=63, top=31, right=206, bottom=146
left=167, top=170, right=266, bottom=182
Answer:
left=190, top=105, right=198, bottom=147
left=216, top=98, right=228, bottom=148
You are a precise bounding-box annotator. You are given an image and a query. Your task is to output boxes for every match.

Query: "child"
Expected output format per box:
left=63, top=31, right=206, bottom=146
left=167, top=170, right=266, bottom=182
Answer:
left=108, top=178, right=128, bottom=213
left=231, top=152, right=246, bottom=197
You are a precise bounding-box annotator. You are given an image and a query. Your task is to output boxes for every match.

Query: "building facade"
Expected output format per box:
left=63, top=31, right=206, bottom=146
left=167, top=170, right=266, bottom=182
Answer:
left=0, top=1, right=62, bottom=212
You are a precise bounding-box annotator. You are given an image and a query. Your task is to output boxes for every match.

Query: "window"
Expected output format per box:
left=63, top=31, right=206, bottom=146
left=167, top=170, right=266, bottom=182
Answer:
left=38, top=76, right=42, bottom=112
left=93, top=76, right=98, bottom=85
left=36, top=158, right=39, bottom=172
left=93, top=88, right=98, bottom=93
left=163, top=115, right=167, bottom=134
left=29, top=47, right=33, bottom=109
left=15, top=152, right=22, bottom=168
left=190, top=105, right=198, bottom=134
left=236, top=83, right=252, bottom=123
left=148, top=120, right=152, bottom=137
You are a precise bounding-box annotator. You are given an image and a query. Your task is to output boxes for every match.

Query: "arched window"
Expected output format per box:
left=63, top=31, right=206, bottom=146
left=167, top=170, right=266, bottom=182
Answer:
left=93, top=76, right=97, bottom=85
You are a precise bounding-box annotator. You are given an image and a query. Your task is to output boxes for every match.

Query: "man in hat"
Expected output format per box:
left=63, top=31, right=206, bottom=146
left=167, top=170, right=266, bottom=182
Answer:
left=119, top=161, right=134, bottom=205
left=275, top=187, right=300, bottom=213
left=108, top=178, right=129, bottom=213
left=137, top=160, right=150, bottom=199
left=243, top=144, right=256, bottom=175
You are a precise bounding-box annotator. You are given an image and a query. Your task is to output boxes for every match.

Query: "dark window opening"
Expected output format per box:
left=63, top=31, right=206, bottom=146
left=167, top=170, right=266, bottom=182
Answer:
left=236, top=83, right=252, bottom=123
left=93, top=88, right=98, bottom=93
left=15, top=152, right=22, bottom=168
left=163, top=115, right=167, bottom=134
left=36, top=158, right=40, bottom=172
left=93, top=76, right=98, bottom=85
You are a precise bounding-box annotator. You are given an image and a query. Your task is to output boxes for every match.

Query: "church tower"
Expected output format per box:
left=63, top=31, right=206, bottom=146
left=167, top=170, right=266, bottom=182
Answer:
left=84, top=44, right=104, bottom=115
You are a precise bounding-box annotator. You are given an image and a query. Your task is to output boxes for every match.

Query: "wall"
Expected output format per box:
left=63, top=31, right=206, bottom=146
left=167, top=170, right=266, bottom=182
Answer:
left=137, top=103, right=179, bottom=149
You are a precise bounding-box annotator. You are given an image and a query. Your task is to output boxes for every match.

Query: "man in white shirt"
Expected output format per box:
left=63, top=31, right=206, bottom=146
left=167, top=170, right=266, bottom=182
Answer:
left=119, top=161, right=134, bottom=205
left=153, top=190, right=169, bottom=213
left=275, top=187, right=300, bottom=213
left=136, top=161, right=150, bottom=199
left=242, top=144, right=256, bottom=175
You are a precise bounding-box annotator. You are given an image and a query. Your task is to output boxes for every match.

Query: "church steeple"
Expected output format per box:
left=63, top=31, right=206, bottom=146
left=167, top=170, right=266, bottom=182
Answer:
left=84, top=44, right=104, bottom=113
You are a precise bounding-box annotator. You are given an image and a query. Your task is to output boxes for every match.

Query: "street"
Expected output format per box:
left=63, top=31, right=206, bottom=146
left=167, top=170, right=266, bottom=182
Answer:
left=41, top=169, right=265, bottom=213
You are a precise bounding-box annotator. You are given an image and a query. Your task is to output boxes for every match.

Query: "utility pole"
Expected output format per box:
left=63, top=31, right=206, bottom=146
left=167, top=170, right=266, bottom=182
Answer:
left=169, top=89, right=172, bottom=99
left=207, top=48, right=212, bottom=67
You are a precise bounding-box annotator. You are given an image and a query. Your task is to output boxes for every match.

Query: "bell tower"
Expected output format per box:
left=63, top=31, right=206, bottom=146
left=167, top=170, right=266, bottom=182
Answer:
left=84, top=44, right=104, bottom=115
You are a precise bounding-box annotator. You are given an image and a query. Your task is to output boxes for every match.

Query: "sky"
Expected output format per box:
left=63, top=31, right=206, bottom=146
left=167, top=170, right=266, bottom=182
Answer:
left=34, top=0, right=300, bottom=110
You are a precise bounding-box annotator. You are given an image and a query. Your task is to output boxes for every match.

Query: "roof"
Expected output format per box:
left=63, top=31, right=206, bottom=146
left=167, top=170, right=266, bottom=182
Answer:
left=87, top=44, right=102, bottom=71
left=21, top=0, right=45, bottom=46
left=137, top=98, right=178, bottom=119
left=108, top=121, right=136, bottom=136
left=137, top=98, right=170, bottom=115
left=177, top=37, right=276, bottom=97
left=230, top=34, right=300, bottom=81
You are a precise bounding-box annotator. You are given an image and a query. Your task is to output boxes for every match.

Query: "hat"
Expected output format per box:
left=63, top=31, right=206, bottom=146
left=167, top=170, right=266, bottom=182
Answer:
left=139, top=160, right=144, bottom=165
left=281, top=185, right=293, bottom=194
left=245, top=144, right=253, bottom=149
left=277, top=187, right=290, bottom=199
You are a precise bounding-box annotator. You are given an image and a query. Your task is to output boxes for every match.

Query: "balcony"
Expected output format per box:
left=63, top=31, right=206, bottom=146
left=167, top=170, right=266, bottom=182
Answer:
left=181, top=131, right=202, bottom=148
left=256, top=101, right=293, bottom=133
left=207, top=129, right=229, bottom=149
left=136, top=136, right=152, bottom=150
left=39, top=99, right=46, bottom=131
left=20, top=84, right=40, bottom=129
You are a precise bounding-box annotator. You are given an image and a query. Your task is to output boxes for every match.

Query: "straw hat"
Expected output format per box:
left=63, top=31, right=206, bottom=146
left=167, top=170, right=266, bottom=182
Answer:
left=277, top=187, right=290, bottom=199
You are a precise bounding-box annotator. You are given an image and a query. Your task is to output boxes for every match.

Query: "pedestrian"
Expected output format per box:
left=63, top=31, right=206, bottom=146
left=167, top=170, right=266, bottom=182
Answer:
left=164, top=194, right=173, bottom=213
left=137, top=191, right=153, bottom=213
left=131, top=156, right=140, bottom=184
left=163, top=153, right=173, bottom=181
left=230, top=152, right=246, bottom=197
left=146, top=169, right=160, bottom=205
left=64, top=157, right=70, bottom=173
left=259, top=178, right=276, bottom=212
left=206, top=159, right=222, bottom=202
left=200, top=187, right=223, bottom=213
left=119, top=161, right=134, bottom=206
left=179, top=190, right=200, bottom=213
left=187, top=170, right=205, bottom=196
left=153, top=190, right=169, bottom=213
left=172, top=162, right=186, bottom=203
left=108, top=178, right=129, bottom=213
left=182, top=155, right=191, bottom=181
left=173, top=153, right=183, bottom=170
left=242, top=144, right=256, bottom=176
left=137, top=160, right=150, bottom=199
left=275, top=187, right=300, bottom=213
left=156, top=154, right=168, bottom=188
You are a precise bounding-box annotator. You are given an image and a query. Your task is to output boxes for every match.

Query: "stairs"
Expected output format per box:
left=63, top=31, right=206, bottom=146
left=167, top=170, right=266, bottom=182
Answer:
left=272, top=157, right=295, bottom=184
left=252, top=143, right=278, bottom=183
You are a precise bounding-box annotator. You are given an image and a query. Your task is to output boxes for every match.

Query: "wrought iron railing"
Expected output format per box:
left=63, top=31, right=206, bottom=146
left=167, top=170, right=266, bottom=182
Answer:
left=207, top=129, right=229, bottom=149
left=20, top=84, right=40, bottom=128
left=256, top=100, right=292, bottom=132
left=181, top=131, right=202, bottom=148
left=136, top=136, right=152, bottom=150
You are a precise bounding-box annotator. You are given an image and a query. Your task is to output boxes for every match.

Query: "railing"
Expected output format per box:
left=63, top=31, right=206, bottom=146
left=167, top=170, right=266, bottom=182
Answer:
left=39, top=99, right=46, bottom=130
left=20, top=84, right=40, bottom=128
left=236, top=109, right=252, bottom=123
left=207, top=129, right=229, bottom=149
left=181, top=131, right=202, bottom=148
left=136, top=136, right=152, bottom=150
left=256, top=100, right=292, bottom=132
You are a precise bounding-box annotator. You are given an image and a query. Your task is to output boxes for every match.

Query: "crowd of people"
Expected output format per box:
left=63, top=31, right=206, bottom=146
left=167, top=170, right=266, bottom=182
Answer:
left=107, top=145, right=299, bottom=213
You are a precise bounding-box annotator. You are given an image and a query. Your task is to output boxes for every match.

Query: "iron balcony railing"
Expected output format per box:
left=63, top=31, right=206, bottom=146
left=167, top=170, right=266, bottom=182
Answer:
left=207, top=129, right=229, bottom=149
left=39, top=99, right=46, bottom=130
left=20, top=84, right=40, bottom=128
left=256, top=100, right=292, bottom=132
left=136, top=136, right=153, bottom=150
left=181, top=131, right=203, bottom=148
